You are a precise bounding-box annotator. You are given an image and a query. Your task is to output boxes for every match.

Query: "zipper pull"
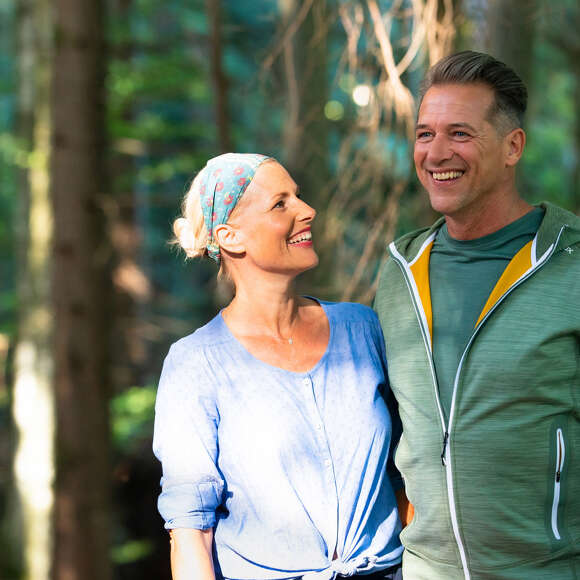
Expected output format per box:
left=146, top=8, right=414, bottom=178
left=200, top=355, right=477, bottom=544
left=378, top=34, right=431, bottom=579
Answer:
left=556, top=430, right=563, bottom=483
left=441, top=431, right=449, bottom=466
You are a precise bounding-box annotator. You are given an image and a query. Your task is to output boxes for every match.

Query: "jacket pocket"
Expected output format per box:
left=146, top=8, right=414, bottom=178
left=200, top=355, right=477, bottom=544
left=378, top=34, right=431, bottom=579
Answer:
left=550, top=427, right=565, bottom=540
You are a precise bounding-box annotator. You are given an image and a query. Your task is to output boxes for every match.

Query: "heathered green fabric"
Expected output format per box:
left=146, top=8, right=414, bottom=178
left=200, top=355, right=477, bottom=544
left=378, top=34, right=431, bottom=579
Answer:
left=430, top=207, right=545, bottom=415
left=375, top=203, right=580, bottom=580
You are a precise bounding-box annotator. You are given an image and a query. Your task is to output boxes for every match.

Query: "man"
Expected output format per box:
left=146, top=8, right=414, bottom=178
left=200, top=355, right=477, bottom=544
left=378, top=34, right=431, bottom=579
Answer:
left=375, top=51, right=579, bottom=579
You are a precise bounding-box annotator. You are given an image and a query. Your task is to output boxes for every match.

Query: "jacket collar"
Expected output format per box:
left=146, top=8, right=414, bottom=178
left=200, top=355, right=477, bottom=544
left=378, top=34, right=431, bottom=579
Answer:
left=391, top=201, right=580, bottom=264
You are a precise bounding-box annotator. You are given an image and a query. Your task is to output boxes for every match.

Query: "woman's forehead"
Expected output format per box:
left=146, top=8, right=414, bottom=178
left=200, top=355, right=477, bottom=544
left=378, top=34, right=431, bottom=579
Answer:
left=251, top=161, right=296, bottom=193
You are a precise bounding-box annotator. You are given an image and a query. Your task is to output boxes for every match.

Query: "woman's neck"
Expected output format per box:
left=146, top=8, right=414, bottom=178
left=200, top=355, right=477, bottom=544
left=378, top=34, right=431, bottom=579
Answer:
left=223, top=277, right=302, bottom=340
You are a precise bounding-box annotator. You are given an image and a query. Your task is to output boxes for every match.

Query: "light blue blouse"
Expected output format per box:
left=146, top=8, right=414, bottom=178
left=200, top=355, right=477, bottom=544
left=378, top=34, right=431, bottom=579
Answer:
left=153, top=300, right=403, bottom=580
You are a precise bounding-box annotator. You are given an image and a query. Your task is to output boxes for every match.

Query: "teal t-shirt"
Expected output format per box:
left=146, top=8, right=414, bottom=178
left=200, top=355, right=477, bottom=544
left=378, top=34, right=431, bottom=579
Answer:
left=430, top=207, right=545, bottom=416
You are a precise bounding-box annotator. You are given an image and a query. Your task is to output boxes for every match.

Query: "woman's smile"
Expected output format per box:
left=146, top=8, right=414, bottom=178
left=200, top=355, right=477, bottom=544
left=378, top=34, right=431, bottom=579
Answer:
left=287, top=227, right=313, bottom=247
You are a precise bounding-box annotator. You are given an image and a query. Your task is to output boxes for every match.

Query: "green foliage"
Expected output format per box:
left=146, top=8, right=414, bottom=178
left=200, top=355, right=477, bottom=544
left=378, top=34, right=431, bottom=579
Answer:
left=1, top=1, right=578, bottom=578
left=111, top=538, right=154, bottom=565
left=0, top=1, right=16, bottom=338
left=0, top=133, right=30, bottom=168
left=520, top=14, right=577, bottom=210
left=111, top=385, right=156, bottom=452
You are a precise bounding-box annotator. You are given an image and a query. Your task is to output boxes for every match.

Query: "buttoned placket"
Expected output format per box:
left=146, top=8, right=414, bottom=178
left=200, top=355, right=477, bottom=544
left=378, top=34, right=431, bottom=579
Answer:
left=301, top=373, right=340, bottom=562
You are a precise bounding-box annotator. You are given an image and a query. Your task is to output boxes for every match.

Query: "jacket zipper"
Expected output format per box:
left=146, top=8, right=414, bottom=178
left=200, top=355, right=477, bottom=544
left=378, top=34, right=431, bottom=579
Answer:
left=551, top=428, right=565, bottom=540
left=388, top=225, right=566, bottom=580
left=390, top=243, right=471, bottom=580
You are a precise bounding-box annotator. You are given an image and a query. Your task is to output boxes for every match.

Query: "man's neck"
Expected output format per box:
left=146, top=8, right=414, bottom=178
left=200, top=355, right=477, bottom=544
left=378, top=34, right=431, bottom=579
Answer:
left=445, top=197, right=534, bottom=240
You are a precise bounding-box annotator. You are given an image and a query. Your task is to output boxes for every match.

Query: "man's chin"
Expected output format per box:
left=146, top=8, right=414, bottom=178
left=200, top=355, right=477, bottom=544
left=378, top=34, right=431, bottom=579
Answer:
left=426, top=194, right=460, bottom=217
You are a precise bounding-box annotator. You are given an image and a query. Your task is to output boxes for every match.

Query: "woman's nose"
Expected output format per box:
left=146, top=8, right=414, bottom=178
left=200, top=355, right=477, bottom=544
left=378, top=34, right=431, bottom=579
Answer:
left=299, top=199, right=316, bottom=222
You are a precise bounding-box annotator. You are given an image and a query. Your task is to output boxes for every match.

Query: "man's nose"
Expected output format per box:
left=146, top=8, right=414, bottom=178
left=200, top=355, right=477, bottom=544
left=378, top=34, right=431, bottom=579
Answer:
left=427, top=134, right=453, bottom=164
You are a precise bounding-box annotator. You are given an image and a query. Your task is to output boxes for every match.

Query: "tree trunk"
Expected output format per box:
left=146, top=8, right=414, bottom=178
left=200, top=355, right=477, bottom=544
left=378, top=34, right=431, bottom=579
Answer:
left=108, top=0, right=152, bottom=390
left=206, top=0, right=232, bottom=152
left=280, top=0, right=330, bottom=188
left=11, top=0, right=55, bottom=577
left=278, top=0, right=331, bottom=293
left=486, top=0, right=536, bottom=87
left=51, top=0, right=112, bottom=578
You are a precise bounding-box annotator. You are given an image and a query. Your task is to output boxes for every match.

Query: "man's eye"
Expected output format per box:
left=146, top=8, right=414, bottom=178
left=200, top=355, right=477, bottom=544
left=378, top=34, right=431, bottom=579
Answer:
left=453, top=131, right=469, bottom=137
left=416, top=131, right=432, bottom=140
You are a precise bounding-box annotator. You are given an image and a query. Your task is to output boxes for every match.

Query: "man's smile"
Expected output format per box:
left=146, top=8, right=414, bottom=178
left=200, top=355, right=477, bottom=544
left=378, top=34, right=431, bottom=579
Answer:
left=431, top=170, right=465, bottom=181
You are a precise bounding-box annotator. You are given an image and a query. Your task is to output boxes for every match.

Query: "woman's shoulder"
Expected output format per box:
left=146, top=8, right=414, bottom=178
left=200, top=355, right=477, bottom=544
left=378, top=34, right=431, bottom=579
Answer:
left=315, top=298, right=379, bottom=324
left=318, top=300, right=385, bottom=357
left=166, top=311, right=232, bottom=362
left=158, top=313, right=235, bottom=397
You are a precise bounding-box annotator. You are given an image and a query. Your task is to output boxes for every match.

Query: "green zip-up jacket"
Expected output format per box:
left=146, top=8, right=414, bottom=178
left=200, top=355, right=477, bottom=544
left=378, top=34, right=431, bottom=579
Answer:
left=375, top=203, right=580, bottom=580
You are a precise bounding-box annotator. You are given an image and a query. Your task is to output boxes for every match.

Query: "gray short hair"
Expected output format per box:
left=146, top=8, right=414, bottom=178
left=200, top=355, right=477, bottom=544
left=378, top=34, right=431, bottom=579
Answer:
left=420, top=51, right=528, bottom=130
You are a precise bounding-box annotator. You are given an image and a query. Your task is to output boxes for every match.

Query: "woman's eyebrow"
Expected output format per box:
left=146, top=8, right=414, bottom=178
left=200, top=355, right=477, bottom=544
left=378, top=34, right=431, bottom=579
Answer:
left=269, top=186, right=300, bottom=199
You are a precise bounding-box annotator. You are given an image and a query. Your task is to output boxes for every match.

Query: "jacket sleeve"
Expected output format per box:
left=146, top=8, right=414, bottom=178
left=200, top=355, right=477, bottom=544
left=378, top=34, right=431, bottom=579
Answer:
left=385, top=385, right=404, bottom=491
left=153, top=343, right=224, bottom=530
left=369, top=308, right=405, bottom=491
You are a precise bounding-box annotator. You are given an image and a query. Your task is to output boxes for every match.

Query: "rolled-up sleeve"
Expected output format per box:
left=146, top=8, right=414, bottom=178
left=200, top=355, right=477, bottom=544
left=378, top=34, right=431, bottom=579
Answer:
left=153, top=344, right=224, bottom=529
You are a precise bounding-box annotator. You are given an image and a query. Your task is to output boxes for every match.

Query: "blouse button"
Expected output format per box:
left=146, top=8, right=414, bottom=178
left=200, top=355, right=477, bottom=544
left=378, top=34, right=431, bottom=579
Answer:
left=302, top=377, right=310, bottom=386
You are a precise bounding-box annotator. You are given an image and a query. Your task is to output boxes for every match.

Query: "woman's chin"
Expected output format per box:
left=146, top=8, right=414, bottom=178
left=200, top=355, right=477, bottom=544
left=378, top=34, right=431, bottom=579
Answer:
left=307, top=254, right=320, bottom=271
left=275, top=254, right=320, bottom=277
left=296, top=251, right=319, bottom=274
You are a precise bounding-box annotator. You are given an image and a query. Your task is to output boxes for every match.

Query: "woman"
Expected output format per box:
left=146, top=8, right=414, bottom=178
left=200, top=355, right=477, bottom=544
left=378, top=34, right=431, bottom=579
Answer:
left=153, top=153, right=404, bottom=580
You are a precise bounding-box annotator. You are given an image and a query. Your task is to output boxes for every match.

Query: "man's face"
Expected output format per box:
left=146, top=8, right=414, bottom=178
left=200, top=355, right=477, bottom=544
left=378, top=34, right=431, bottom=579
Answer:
left=414, top=83, right=514, bottom=221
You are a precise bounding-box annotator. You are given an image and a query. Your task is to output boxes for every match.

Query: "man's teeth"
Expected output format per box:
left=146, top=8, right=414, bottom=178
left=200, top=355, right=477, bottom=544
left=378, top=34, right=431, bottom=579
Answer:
left=288, top=231, right=312, bottom=244
left=432, top=170, right=464, bottom=181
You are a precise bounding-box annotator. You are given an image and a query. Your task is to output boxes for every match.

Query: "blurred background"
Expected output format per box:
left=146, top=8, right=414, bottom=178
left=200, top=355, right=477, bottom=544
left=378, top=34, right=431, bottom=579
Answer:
left=0, top=0, right=577, bottom=578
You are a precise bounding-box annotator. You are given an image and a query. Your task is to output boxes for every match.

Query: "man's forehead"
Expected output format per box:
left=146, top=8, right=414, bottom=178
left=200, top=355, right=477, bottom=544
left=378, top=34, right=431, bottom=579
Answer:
left=417, top=84, right=494, bottom=123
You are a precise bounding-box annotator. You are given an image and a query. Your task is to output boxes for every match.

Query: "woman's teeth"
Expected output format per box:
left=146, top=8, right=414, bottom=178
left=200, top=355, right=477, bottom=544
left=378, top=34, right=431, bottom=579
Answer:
left=288, top=231, right=312, bottom=244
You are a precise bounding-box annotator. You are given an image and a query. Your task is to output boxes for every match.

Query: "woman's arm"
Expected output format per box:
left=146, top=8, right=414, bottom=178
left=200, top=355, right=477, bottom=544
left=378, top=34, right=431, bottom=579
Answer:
left=170, top=528, right=215, bottom=580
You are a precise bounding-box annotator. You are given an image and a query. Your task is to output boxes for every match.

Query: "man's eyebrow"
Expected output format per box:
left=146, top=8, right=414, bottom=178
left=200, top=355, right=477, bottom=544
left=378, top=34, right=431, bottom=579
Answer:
left=415, top=122, right=478, bottom=131
left=449, top=122, right=477, bottom=131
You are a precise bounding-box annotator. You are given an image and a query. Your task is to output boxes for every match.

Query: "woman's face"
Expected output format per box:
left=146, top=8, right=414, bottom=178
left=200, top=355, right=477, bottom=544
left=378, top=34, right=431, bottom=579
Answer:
left=228, top=161, right=318, bottom=275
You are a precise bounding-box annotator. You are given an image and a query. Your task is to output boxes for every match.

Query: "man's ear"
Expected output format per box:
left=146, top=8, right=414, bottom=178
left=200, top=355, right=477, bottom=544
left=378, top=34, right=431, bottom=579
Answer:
left=505, top=127, right=526, bottom=167
left=214, top=223, right=246, bottom=255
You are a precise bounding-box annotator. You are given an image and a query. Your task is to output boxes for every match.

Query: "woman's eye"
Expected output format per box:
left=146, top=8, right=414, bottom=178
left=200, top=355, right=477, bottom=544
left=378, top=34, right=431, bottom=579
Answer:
left=273, top=200, right=285, bottom=209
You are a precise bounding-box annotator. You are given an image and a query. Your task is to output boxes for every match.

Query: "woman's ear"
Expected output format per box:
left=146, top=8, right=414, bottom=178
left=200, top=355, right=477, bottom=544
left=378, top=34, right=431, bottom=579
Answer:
left=214, top=224, right=246, bottom=255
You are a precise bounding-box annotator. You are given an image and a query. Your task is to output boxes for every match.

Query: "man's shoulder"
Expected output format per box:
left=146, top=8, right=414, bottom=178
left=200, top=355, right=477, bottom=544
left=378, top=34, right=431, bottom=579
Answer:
left=374, top=222, right=442, bottom=315
left=539, top=202, right=580, bottom=229
left=537, top=202, right=580, bottom=255
left=390, top=218, right=445, bottom=261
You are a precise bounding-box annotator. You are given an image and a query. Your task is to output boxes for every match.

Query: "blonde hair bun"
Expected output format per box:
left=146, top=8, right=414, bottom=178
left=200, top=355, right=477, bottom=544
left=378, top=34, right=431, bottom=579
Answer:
left=172, top=172, right=210, bottom=259
left=173, top=217, right=204, bottom=258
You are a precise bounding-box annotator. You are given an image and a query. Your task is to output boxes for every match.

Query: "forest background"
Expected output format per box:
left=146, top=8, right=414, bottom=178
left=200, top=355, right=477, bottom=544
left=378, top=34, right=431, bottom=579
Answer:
left=0, top=0, right=578, bottom=579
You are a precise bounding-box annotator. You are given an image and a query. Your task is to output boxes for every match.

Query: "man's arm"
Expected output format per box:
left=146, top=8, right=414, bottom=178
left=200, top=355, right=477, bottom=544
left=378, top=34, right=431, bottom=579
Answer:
left=169, top=528, right=215, bottom=580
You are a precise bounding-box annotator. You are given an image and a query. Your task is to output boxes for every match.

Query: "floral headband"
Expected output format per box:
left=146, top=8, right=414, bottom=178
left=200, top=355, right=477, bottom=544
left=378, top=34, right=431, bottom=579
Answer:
left=199, top=153, right=272, bottom=262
